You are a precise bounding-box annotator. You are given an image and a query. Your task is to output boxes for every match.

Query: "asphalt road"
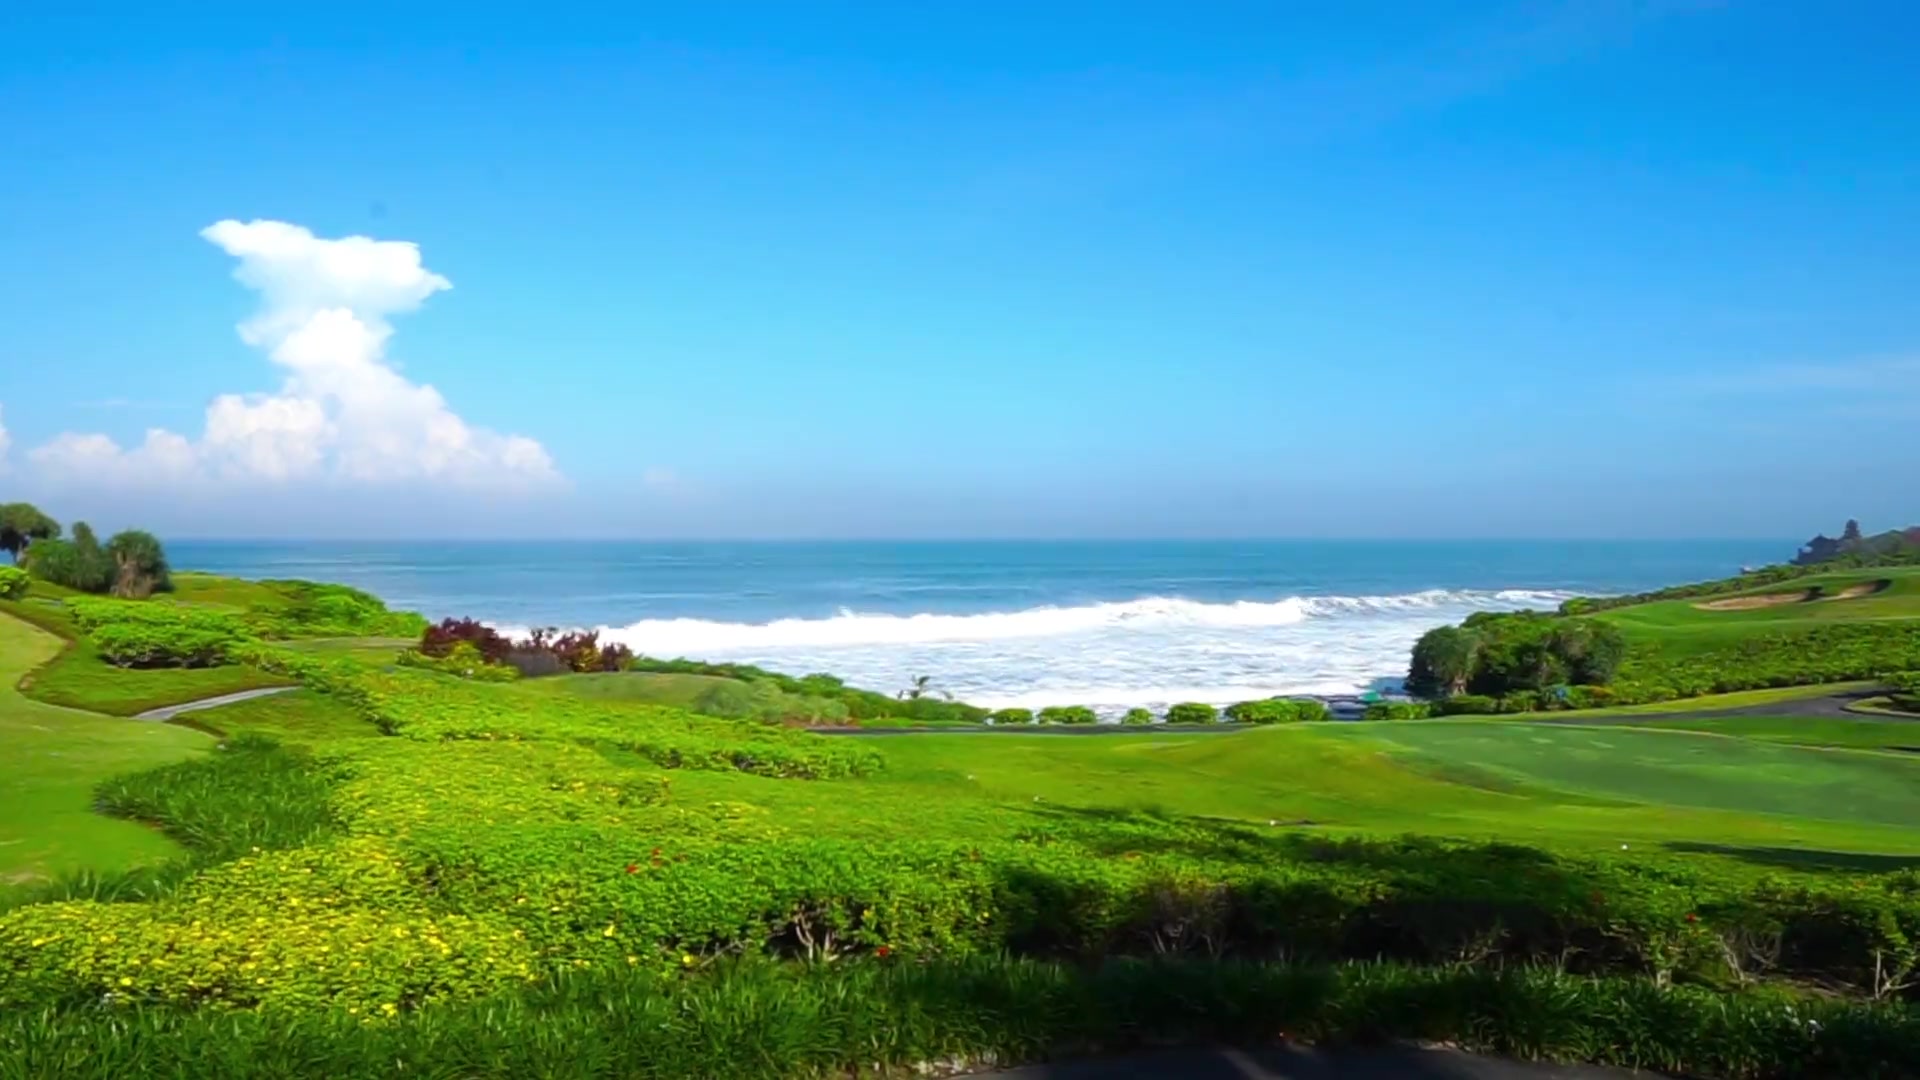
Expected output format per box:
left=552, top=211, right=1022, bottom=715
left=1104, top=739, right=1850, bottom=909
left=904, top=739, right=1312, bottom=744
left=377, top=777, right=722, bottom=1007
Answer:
left=967, top=1045, right=1665, bottom=1079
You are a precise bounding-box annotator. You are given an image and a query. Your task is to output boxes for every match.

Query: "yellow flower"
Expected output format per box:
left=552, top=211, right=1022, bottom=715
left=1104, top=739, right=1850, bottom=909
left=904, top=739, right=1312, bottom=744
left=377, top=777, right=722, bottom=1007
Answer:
left=681, top=954, right=695, bottom=966
left=119, top=976, right=133, bottom=986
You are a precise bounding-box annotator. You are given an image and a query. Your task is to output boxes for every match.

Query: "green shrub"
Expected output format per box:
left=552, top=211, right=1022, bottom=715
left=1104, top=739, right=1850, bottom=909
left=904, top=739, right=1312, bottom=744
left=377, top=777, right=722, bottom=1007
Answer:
left=1225, top=698, right=1329, bottom=724
left=89, top=621, right=241, bottom=668
left=1361, top=701, right=1433, bottom=721
left=1165, top=702, right=1218, bottom=725
left=3, top=959, right=1917, bottom=1080
left=69, top=598, right=253, bottom=668
left=396, top=643, right=521, bottom=682
left=250, top=580, right=427, bottom=638
left=1037, top=705, right=1098, bottom=725
left=1435, top=694, right=1499, bottom=716
left=1120, top=708, right=1155, bottom=726
left=0, top=565, right=27, bottom=600
left=989, top=708, right=1034, bottom=726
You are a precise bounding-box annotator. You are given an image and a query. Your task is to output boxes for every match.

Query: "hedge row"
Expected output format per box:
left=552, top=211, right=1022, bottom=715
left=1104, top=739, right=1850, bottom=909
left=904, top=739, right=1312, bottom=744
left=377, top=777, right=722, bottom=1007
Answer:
left=3, top=959, right=1915, bottom=1080
left=7, top=820, right=1919, bottom=1012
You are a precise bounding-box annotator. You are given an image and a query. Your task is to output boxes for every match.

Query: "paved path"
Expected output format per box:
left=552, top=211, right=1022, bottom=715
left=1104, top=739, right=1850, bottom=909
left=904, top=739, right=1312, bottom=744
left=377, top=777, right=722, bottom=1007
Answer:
left=134, top=685, right=296, bottom=722
left=968, top=1045, right=1663, bottom=1079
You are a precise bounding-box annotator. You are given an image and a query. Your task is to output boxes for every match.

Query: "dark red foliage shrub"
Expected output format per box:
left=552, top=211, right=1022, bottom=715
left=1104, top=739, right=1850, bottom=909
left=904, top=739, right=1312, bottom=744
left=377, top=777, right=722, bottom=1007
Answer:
left=420, top=618, right=512, bottom=664
left=423, top=619, right=634, bottom=678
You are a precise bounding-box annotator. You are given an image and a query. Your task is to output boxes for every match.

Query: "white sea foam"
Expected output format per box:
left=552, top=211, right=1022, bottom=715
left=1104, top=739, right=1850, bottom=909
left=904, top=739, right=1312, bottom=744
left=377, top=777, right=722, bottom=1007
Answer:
left=559, top=588, right=1575, bottom=713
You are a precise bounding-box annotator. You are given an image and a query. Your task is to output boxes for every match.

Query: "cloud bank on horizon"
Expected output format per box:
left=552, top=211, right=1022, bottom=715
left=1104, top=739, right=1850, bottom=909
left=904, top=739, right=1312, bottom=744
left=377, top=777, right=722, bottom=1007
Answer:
left=15, top=220, right=561, bottom=493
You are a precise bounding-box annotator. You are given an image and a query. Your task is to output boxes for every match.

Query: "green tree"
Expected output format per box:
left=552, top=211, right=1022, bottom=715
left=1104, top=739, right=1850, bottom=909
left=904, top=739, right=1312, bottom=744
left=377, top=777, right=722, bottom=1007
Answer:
left=1549, top=619, right=1627, bottom=686
left=24, top=521, right=115, bottom=593
left=1406, top=625, right=1480, bottom=698
left=0, top=502, right=61, bottom=562
left=1120, top=707, right=1155, bottom=726
left=105, top=529, right=173, bottom=598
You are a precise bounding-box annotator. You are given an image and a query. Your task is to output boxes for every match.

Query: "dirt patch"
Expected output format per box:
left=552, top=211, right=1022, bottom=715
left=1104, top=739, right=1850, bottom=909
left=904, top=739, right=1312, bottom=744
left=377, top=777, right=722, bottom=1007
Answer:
left=1820, top=579, right=1891, bottom=601
left=1694, top=589, right=1815, bottom=611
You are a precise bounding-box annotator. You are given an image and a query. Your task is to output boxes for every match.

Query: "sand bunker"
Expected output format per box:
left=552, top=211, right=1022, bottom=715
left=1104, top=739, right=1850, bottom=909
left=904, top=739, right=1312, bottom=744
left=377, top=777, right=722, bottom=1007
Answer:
left=1694, top=590, right=1813, bottom=611
left=1693, top=579, right=1891, bottom=611
left=1822, top=579, right=1891, bottom=601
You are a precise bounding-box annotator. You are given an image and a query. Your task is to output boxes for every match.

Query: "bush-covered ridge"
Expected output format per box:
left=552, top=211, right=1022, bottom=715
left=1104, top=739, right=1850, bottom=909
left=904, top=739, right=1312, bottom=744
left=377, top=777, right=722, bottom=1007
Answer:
left=5, top=959, right=1916, bottom=1080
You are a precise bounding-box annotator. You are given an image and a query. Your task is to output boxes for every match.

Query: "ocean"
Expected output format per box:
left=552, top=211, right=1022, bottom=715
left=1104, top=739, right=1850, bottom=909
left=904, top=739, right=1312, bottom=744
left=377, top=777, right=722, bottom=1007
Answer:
left=168, top=539, right=1790, bottom=711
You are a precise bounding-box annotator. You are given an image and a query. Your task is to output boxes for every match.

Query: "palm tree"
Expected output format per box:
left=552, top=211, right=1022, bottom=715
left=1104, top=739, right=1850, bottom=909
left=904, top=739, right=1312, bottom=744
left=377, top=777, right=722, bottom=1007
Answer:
left=105, top=529, right=172, bottom=598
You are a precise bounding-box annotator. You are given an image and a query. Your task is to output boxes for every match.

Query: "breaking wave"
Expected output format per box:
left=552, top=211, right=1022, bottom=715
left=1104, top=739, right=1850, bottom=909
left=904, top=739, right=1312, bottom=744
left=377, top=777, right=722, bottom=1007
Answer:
left=578, top=588, right=1574, bottom=711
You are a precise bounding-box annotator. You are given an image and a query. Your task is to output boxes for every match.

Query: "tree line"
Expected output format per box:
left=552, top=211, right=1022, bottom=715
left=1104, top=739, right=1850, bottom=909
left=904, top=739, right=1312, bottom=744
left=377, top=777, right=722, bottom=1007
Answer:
left=0, top=501, right=172, bottom=598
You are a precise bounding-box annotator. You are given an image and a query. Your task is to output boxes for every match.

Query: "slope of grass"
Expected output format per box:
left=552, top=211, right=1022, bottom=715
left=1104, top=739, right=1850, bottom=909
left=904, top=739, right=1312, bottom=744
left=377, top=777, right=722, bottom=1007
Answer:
left=1597, top=567, right=1920, bottom=657
left=858, top=722, right=1920, bottom=860
left=532, top=671, right=744, bottom=707
left=1621, top=714, right=1920, bottom=753
left=17, top=635, right=294, bottom=716
left=1328, top=720, right=1920, bottom=830
left=1547, top=681, right=1875, bottom=717
left=177, top=688, right=384, bottom=744
left=0, top=613, right=210, bottom=889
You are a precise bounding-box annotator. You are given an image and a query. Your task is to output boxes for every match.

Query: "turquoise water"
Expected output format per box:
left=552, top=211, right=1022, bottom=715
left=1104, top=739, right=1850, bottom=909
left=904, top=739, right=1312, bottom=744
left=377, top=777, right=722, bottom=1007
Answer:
left=170, top=539, right=1790, bottom=709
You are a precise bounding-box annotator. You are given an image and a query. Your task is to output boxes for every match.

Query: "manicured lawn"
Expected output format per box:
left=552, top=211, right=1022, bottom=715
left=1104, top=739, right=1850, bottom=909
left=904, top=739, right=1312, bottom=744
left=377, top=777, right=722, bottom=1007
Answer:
left=1548, top=681, right=1875, bottom=717
left=532, top=671, right=743, bottom=707
left=1597, top=567, right=1920, bottom=656
left=279, top=636, right=414, bottom=665
left=854, top=721, right=1920, bottom=861
left=1322, top=720, right=1920, bottom=831
left=1620, top=714, right=1920, bottom=752
left=18, top=634, right=294, bottom=716
left=0, top=613, right=210, bottom=889
left=176, top=688, right=384, bottom=744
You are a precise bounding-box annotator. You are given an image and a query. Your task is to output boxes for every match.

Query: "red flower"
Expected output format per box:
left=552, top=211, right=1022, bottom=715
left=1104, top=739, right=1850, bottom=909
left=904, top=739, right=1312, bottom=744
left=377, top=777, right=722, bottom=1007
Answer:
left=1685, top=912, right=1698, bottom=923
left=625, top=863, right=640, bottom=874
left=876, top=945, right=892, bottom=958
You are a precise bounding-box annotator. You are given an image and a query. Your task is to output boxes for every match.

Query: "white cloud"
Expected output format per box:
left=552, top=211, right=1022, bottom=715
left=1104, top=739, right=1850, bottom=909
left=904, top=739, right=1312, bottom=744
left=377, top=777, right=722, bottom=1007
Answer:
left=27, top=220, right=561, bottom=492
left=0, top=404, right=11, bottom=469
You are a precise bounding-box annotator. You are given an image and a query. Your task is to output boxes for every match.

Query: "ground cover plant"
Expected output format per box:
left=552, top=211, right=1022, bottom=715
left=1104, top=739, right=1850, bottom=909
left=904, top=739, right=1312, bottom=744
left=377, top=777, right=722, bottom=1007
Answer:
left=6, top=555, right=1920, bottom=1078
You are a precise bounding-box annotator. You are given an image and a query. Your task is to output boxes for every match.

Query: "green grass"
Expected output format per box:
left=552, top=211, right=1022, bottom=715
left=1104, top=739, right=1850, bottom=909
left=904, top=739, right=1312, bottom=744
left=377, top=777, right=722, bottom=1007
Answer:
left=176, top=688, right=384, bottom=744
left=534, top=671, right=745, bottom=707
left=1550, top=681, right=1876, bottom=717
left=1324, top=720, right=1920, bottom=832
left=5, top=958, right=1914, bottom=1080
left=1621, top=714, right=1920, bottom=753
left=858, top=722, right=1920, bottom=861
left=1597, top=567, right=1920, bottom=656
left=0, top=613, right=210, bottom=890
left=16, top=634, right=294, bottom=716
left=279, top=636, right=415, bottom=666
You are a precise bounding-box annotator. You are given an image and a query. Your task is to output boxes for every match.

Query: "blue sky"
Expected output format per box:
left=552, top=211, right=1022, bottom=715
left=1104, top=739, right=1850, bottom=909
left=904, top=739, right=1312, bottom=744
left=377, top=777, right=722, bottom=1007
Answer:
left=0, top=1, right=1915, bottom=539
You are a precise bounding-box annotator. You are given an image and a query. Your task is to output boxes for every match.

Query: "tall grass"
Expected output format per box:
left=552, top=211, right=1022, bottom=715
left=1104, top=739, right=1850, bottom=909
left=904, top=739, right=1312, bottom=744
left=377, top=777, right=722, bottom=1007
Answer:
left=8, top=735, right=342, bottom=910
left=0, top=958, right=1911, bottom=1080
left=94, top=734, right=342, bottom=862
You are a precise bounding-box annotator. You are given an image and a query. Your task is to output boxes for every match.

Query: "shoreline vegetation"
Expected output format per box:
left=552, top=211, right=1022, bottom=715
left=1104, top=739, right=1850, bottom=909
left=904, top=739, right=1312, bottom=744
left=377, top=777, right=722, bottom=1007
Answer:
left=2, top=503, right=1919, bottom=1078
